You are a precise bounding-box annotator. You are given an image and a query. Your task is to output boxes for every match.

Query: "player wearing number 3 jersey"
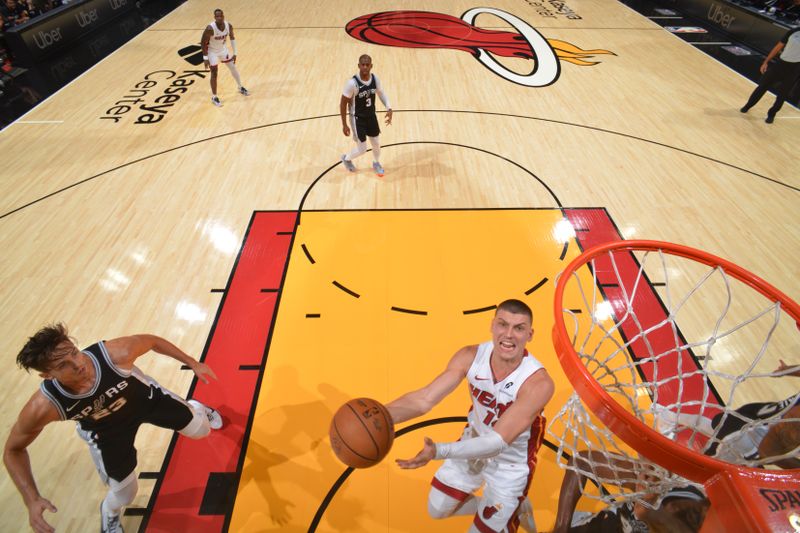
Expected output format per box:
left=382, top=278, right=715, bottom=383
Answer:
left=340, top=54, right=393, bottom=177
left=386, top=300, right=554, bottom=533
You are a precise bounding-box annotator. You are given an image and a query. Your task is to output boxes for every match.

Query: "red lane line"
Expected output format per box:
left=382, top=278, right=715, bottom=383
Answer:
left=145, top=212, right=296, bottom=533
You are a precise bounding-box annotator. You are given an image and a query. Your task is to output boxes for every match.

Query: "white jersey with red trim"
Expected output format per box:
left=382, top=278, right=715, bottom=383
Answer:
left=207, top=21, right=230, bottom=54
left=466, top=341, right=546, bottom=464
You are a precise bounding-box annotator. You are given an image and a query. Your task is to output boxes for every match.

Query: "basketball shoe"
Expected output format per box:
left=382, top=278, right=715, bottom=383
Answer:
left=188, top=400, right=223, bottom=430
left=372, top=161, right=385, bottom=177
left=341, top=154, right=356, bottom=172
left=239, top=86, right=250, bottom=96
left=206, top=406, right=223, bottom=430
left=211, top=95, right=222, bottom=107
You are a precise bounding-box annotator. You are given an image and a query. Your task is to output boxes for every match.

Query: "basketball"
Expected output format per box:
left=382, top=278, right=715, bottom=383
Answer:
left=329, top=397, right=395, bottom=468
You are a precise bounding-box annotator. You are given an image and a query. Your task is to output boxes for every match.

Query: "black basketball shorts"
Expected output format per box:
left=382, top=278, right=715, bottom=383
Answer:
left=83, top=386, right=194, bottom=482
left=353, top=113, right=381, bottom=142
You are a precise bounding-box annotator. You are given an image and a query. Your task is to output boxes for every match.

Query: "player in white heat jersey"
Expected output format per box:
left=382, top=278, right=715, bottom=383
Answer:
left=387, top=299, right=554, bottom=533
left=201, top=8, right=250, bottom=107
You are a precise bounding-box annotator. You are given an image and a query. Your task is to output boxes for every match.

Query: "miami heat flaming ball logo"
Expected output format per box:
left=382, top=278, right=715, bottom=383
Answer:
left=346, top=8, right=614, bottom=87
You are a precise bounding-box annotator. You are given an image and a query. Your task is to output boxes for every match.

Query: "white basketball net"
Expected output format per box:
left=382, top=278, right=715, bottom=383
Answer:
left=547, top=245, right=800, bottom=510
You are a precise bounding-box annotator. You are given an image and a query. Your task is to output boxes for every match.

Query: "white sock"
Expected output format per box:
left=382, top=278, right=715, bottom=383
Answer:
left=226, top=62, right=242, bottom=87
left=369, top=136, right=381, bottom=163
left=103, top=472, right=138, bottom=515
left=346, top=141, right=368, bottom=161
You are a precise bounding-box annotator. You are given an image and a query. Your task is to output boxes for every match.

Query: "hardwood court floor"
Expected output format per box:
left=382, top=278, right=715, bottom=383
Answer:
left=0, top=1, right=797, bottom=532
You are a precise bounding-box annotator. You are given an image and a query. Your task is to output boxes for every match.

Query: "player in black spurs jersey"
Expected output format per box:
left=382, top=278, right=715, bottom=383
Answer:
left=340, top=54, right=393, bottom=177
left=3, top=323, right=223, bottom=533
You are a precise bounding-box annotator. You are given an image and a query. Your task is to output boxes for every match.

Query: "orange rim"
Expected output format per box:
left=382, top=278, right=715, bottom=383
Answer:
left=551, top=239, right=800, bottom=484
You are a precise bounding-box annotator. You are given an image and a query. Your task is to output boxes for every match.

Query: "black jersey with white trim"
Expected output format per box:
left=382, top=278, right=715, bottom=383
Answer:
left=352, top=75, right=378, bottom=119
left=39, top=341, right=154, bottom=433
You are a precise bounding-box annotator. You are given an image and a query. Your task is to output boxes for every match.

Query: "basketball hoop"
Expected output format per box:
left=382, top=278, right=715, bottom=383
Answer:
left=550, top=240, right=800, bottom=533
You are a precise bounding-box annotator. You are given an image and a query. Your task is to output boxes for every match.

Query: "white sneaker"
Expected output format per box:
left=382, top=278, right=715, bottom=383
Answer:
left=517, top=497, right=536, bottom=532
left=211, top=95, right=222, bottom=107
left=188, top=399, right=223, bottom=430
left=100, top=501, right=124, bottom=533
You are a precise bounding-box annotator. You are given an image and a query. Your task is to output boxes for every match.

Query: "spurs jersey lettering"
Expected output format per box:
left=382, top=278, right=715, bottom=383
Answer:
left=207, top=21, right=230, bottom=53
left=466, top=341, right=546, bottom=464
left=40, top=341, right=154, bottom=434
left=352, top=75, right=378, bottom=118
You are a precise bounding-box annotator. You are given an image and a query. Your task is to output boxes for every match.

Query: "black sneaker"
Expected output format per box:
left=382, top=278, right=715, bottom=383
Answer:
left=239, top=86, right=250, bottom=96
left=765, top=114, right=775, bottom=124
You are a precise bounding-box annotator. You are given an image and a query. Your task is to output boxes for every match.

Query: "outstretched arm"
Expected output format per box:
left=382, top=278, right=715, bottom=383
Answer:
left=552, top=451, right=644, bottom=533
left=553, top=452, right=591, bottom=533
left=385, top=345, right=475, bottom=425
left=396, top=365, right=554, bottom=469
left=3, top=391, right=61, bottom=533
left=104, top=334, right=217, bottom=383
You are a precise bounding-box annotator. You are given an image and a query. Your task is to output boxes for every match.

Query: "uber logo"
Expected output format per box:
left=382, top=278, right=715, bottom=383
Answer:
left=75, top=8, right=99, bottom=28
left=707, top=3, right=736, bottom=29
left=33, top=27, right=63, bottom=49
left=109, top=0, right=128, bottom=9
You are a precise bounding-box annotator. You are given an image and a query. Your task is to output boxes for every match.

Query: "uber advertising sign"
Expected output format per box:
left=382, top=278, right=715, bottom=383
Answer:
left=6, top=0, right=134, bottom=66
left=663, top=0, right=790, bottom=54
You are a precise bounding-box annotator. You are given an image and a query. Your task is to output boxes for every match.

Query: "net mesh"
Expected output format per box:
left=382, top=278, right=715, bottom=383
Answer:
left=548, top=244, right=800, bottom=510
